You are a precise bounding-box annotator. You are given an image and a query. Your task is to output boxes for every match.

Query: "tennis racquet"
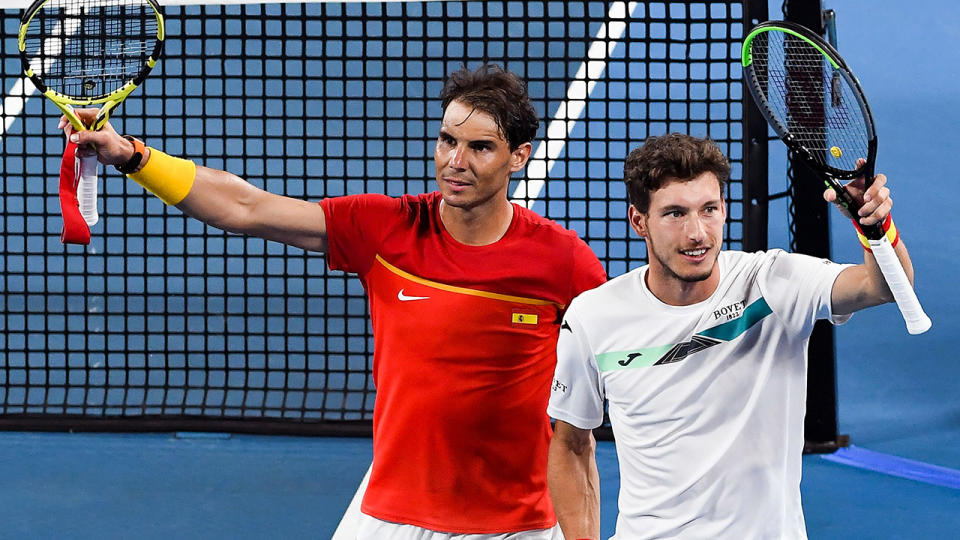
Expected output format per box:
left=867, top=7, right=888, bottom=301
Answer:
left=742, top=20, right=931, bottom=335
left=18, top=0, right=165, bottom=227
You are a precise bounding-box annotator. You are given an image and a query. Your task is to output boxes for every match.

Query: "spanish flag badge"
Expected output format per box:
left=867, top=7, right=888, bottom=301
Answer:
left=511, top=311, right=539, bottom=327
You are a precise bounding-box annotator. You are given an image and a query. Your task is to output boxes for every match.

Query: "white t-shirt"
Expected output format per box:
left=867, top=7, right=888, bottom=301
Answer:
left=548, top=250, right=851, bottom=540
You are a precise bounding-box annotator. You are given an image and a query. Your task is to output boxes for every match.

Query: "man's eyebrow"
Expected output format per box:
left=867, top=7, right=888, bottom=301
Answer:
left=658, top=199, right=721, bottom=211
left=438, top=128, right=500, bottom=146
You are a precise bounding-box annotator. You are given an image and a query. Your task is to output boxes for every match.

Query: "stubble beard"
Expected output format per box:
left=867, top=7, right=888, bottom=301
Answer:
left=648, top=236, right=716, bottom=284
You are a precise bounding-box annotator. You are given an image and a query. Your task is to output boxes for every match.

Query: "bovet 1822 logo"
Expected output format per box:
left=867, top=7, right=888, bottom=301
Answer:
left=713, top=300, right=746, bottom=322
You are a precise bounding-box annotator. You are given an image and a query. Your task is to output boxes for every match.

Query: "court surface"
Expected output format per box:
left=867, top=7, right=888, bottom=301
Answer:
left=1, top=0, right=959, bottom=538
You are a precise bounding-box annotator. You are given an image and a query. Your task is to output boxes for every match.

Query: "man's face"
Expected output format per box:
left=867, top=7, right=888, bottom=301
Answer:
left=434, top=100, right=531, bottom=211
left=630, top=172, right=726, bottom=284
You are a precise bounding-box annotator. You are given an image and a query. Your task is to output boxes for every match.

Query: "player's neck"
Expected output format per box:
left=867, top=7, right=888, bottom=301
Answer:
left=645, top=261, right=720, bottom=306
left=439, top=198, right=515, bottom=246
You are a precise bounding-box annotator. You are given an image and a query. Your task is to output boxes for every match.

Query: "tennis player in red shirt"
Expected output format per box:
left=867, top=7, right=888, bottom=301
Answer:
left=63, top=64, right=607, bottom=538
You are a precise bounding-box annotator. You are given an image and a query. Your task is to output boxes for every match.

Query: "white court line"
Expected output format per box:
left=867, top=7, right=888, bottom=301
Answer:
left=1, top=78, right=36, bottom=138
left=510, top=1, right=637, bottom=209
left=334, top=3, right=637, bottom=537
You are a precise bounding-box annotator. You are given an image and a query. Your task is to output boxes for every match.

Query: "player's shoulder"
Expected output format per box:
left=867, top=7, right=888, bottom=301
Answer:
left=343, top=191, right=437, bottom=207
left=324, top=192, right=441, bottom=230
left=511, top=203, right=584, bottom=243
left=726, top=248, right=845, bottom=293
left=511, top=205, right=605, bottom=284
left=363, top=191, right=441, bottom=222
left=324, top=191, right=402, bottom=211
left=721, top=248, right=784, bottom=266
left=569, top=266, right=643, bottom=312
left=393, top=191, right=439, bottom=211
left=730, top=248, right=838, bottom=272
left=720, top=248, right=798, bottom=276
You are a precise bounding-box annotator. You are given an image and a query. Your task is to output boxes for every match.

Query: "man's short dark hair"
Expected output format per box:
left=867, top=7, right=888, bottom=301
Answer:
left=440, top=64, right=540, bottom=150
left=624, top=133, right=730, bottom=213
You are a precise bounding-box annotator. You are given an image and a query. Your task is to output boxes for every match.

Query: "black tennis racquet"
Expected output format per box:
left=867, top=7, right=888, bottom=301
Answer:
left=18, top=0, right=164, bottom=227
left=742, top=20, right=930, bottom=335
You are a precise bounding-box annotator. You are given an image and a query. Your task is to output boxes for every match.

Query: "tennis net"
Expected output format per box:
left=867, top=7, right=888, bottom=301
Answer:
left=0, top=0, right=768, bottom=434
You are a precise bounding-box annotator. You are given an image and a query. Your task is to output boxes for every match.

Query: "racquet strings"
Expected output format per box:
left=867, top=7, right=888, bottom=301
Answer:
left=22, top=0, right=158, bottom=99
left=749, top=30, right=871, bottom=176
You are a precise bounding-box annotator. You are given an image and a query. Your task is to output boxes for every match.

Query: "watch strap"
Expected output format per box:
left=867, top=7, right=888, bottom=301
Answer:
left=115, top=135, right=146, bottom=174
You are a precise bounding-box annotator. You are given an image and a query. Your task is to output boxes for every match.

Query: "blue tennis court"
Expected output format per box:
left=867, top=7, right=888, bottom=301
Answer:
left=1, top=0, right=958, bottom=538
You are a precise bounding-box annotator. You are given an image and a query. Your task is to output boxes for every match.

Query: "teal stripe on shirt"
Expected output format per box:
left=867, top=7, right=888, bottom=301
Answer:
left=594, top=298, right=773, bottom=372
left=698, top=298, right=773, bottom=341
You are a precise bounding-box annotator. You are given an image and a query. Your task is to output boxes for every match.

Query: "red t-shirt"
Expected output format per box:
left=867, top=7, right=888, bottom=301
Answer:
left=321, top=191, right=606, bottom=533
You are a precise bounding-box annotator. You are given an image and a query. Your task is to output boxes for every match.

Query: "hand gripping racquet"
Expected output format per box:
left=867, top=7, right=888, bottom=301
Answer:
left=742, top=21, right=931, bottom=334
left=18, top=0, right=164, bottom=226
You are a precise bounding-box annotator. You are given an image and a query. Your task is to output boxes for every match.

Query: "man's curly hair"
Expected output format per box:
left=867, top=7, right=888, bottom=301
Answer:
left=624, top=133, right=730, bottom=213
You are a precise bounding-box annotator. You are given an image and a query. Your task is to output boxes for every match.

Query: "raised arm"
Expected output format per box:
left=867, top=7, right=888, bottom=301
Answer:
left=548, top=420, right=600, bottom=540
left=61, top=109, right=327, bottom=253
left=827, top=169, right=915, bottom=316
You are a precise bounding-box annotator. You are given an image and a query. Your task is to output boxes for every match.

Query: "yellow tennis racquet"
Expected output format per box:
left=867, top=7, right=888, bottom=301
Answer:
left=18, top=0, right=164, bottom=226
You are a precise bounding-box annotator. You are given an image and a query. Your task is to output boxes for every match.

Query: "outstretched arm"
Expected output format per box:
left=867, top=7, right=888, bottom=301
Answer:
left=61, top=109, right=327, bottom=253
left=827, top=168, right=915, bottom=316
left=548, top=420, right=600, bottom=540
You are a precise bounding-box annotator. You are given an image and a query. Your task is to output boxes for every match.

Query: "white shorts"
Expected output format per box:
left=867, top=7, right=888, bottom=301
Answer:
left=356, top=513, right=564, bottom=540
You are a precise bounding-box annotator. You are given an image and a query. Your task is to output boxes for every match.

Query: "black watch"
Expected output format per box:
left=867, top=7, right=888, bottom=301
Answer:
left=115, top=136, right=146, bottom=174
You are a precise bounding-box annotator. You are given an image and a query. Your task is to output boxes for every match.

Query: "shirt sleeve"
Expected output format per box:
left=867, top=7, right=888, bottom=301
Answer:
left=320, top=193, right=398, bottom=276
left=567, top=236, right=607, bottom=301
left=759, top=250, right=853, bottom=337
left=547, top=303, right=605, bottom=430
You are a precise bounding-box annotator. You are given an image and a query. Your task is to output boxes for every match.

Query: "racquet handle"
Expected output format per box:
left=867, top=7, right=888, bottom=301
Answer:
left=869, top=236, right=931, bottom=334
left=78, top=153, right=100, bottom=226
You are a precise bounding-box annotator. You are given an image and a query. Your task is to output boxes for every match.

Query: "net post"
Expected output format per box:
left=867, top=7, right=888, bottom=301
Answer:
left=741, top=0, right=769, bottom=252
left=782, top=0, right=850, bottom=454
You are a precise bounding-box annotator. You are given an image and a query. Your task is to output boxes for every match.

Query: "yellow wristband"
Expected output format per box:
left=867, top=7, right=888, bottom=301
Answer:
left=127, top=148, right=196, bottom=205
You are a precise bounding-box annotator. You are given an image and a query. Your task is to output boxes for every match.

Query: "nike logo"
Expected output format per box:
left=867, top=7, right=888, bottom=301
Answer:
left=397, top=289, right=430, bottom=302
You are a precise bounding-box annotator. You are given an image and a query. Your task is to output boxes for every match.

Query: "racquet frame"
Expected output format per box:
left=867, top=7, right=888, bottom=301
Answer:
left=742, top=20, right=931, bottom=335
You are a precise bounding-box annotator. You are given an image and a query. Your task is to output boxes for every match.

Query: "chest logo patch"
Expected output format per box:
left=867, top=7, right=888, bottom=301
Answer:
left=713, top=299, right=746, bottom=321
left=397, top=289, right=430, bottom=302
left=596, top=298, right=773, bottom=371
left=511, top=312, right=539, bottom=326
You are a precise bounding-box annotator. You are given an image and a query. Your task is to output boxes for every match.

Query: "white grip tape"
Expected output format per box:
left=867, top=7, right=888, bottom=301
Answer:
left=78, top=153, right=99, bottom=226
left=869, top=236, right=931, bottom=335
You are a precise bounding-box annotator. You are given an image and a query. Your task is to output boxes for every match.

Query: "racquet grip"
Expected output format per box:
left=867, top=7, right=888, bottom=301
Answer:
left=78, top=154, right=100, bottom=226
left=869, top=236, right=931, bottom=334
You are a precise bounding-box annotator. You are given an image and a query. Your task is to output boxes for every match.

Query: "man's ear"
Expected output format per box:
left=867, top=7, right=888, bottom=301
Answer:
left=510, top=142, right=532, bottom=172
left=628, top=205, right=647, bottom=238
